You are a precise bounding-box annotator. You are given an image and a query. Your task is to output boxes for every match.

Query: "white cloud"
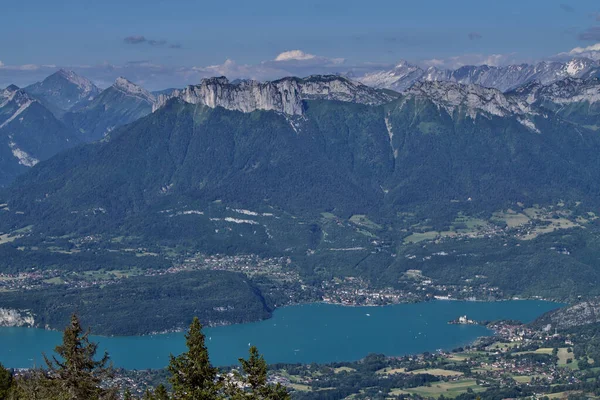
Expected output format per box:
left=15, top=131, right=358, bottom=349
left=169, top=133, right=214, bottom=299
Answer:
left=0, top=63, right=41, bottom=71
left=272, top=50, right=345, bottom=67
left=274, top=50, right=317, bottom=62
left=421, top=59, right=445, bottom=68
left=567, top=43, right=600, bottom=54
left=17, top=64, right=40, bottom=71
left=189, top=50, right=346, bottom=82
left=554, top=42, right=600, bottom=61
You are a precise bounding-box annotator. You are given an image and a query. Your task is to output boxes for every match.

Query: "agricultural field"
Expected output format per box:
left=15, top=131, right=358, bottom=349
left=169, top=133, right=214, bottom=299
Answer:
left=405, top=368, right=464, bottom=377
left=390, top=379, right=483, bottom=398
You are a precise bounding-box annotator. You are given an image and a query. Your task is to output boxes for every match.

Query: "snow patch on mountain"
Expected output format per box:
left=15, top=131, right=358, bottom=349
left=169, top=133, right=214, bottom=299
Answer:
left=210, top=217, right=259, bottom=225
left=566, top=59, right=587, bottom=76
left=8, top=141, right=39, bottom=167
left=384, top=116, right=398, bottom=158
left=517, top=118, right=541, bottom=134
left=0, top=99, right=34, bottom=129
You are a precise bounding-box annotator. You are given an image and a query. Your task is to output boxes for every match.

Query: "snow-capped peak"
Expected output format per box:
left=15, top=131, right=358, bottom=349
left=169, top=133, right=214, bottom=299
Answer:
left=357, top=57, right=599, bottom=93
left=359, top=61, right=424, bottom=91
left=112, top=77, right=156, bottom=104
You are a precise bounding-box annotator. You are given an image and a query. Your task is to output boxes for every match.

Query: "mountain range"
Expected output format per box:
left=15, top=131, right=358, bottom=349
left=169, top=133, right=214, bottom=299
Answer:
left=0, top=72, right=159, bottom=187
left=3, top=55, right=600, bottom=189
left=0, top=85, right=79, bottom=186
left=4, top=67, right=600, bottom=229
left=2, top=58, right=600, bottom=332
left=355, top=58, right=600, bottom=92
left=62, top=76, right=156, bottom=142
left=4, top=73, right=600, bottom=248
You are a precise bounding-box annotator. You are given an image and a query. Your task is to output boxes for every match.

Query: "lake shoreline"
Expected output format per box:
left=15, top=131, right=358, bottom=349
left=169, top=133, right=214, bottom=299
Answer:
left=2, top=295, right=566, bottom=338
left=0, top=300, right=563, bottom=369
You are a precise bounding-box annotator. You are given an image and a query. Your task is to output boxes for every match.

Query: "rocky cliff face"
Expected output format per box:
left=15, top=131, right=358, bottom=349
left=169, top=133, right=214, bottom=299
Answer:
left=532, top=300, right=600, bottom=331
left=153, top=75, right=396, bottom=115
left=0, top=308, right=34, bottom=327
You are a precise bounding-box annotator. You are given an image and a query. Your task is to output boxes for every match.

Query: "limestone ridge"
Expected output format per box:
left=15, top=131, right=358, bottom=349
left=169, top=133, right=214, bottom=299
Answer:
left=113, top=77, right=157, bottom=104
left=404, top=80, right=535, bottom=119
left=509, top=77, right=600, bottom=106
left=153, top=75, right=397, bottom=115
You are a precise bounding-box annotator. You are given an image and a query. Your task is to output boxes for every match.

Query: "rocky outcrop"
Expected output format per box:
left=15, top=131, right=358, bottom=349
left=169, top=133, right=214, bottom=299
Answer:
left=531, top=300, right=600, bottom=331
left=153, top=75, right=396, bottom=115
left=402, top=81, right=536, bottom=121
left=510, top=77, right=600, bottom=106
left=112, top=77, right=157, bottom=104
left=0, top=308, right=34, bottom=327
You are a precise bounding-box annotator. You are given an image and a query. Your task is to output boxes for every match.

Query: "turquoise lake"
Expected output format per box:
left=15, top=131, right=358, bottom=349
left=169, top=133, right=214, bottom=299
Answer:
left=0, top=300, right=561, bottom=369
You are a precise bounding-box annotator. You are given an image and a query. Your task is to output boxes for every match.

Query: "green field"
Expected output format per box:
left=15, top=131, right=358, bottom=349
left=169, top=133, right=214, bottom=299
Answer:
left=349, top=214, right=382, bottom=230
left=406, top=368, right=463, bottom=377
left=333, top=367, right=356, bottom=374
left=391, top=379, right=483, bottom=398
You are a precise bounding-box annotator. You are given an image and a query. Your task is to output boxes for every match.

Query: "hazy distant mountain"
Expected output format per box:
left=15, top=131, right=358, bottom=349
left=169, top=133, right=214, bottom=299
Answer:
left=24, top=69, right=100, bottom=113
left=63, top=77, right=156, bottom=142
left=152, top=88, right=180, bottom=97
left=0, top=85, right=79, bottom=186
left=357, top=58, right=599, bottom=92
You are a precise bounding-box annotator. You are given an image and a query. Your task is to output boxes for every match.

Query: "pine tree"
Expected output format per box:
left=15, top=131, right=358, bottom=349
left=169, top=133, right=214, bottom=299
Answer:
left=43, top=314, right=116, bottom=400
left=154, top=384, right=170, bottom=400
left=10, top=369, right=51, bottom=400
left=168, top=317, right=221, bottom=399
left=0, top=363, right=12, bottom=400
left=239, top=347, right=267, bottom=393
left=142, top=388, right=154, bottom=400
left=237, top=346, right=290, bottom=400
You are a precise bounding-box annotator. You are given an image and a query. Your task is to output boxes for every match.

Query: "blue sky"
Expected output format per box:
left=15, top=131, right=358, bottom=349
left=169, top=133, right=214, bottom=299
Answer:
left=1, top=0, right=600, bottom=89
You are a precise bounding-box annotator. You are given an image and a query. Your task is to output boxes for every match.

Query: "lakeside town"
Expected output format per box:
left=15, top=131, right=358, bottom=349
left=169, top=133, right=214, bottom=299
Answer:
left=0, top=251, right=513, bottom=313
left=99, top=317, right=599, bottom=399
